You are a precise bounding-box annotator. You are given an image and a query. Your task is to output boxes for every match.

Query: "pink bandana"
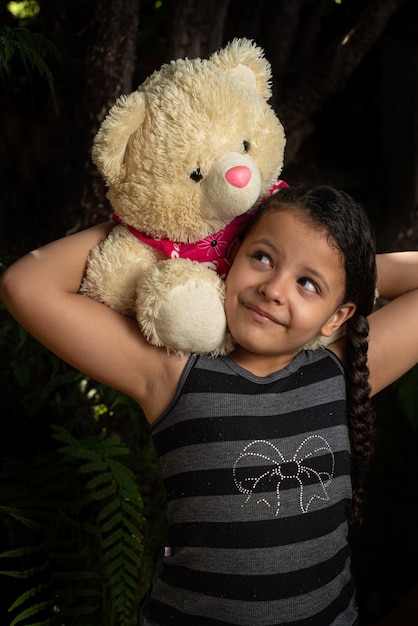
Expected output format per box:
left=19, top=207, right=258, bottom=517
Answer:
left=113, top=179, right=288, bottom=279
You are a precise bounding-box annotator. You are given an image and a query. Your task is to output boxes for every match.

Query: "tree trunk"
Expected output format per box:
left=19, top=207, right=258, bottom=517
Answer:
left=168, top=0, right=231, bottom=59
left=276, top=0, right=407, bottom=163
left=79, top=0, right=140, bottom=229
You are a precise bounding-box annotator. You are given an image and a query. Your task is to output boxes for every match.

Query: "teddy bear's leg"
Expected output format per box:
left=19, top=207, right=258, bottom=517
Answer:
left=136, top=259, right=234, bottom=355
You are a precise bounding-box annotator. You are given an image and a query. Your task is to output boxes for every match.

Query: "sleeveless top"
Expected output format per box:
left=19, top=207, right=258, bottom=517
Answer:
left=144, top=349, right=358, bottom=625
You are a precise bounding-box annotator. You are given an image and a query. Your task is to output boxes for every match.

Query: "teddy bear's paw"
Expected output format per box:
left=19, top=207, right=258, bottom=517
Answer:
left=137, top=259, right=229, bottom=354
left=151, top=282, right=227, bottom=354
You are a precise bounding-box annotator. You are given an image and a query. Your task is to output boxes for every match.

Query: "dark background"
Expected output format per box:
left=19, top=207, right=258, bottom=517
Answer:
left=1, top=0, right=418, bottom=254
left=1, top=1, right=418, bottom=625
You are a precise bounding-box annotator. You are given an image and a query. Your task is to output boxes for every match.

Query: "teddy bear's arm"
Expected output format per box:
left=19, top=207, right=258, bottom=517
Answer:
left=80, top=224, right=164, bottom=316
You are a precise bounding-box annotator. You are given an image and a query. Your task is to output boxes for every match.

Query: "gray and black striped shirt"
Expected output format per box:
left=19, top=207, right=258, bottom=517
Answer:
left=146, top=348, right=358, bottom=625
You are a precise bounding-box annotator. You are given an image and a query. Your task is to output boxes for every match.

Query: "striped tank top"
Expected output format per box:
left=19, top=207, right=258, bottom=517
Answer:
left=144, top=348, right=358, bottom=625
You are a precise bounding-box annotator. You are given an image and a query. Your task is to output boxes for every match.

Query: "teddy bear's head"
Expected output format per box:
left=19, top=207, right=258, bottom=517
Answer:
left=92, top=38, right=286, bottom=243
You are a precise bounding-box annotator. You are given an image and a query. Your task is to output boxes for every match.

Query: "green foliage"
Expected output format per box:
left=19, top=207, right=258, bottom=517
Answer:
left=0, top=296, right=167, bottom=626
left=0, top=25, right=60, bottom=103
left=7, top=1, right=41, bottom=20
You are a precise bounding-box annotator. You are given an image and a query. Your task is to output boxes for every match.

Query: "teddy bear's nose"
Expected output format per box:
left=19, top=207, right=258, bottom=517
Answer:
left=224, top=165, right=252, bottom=188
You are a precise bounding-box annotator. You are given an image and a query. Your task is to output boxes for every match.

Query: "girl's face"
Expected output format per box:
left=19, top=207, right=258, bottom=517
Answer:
left=225, top=208, right=356, bottom=375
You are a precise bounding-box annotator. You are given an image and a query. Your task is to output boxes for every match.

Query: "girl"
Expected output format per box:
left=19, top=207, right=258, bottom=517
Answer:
left=1, top=184, right=418, bottom=625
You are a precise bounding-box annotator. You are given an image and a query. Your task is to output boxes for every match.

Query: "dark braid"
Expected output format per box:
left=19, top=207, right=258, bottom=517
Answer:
left=249, top=184, right=377, bottom=525
left=344, top=314, right=375, bottom=525
left=331, top=188, right=376, bottom=526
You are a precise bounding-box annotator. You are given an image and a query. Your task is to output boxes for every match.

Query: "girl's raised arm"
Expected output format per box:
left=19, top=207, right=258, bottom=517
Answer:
left=0, top=225, right=185, bottom=422
left=367, top=251, right=418, bottom=396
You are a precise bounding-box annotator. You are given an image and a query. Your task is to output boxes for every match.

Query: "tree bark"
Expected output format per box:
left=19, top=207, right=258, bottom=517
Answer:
left=263, top=0, right=306, bottom=81
left=168, top=0, right=231, bottom=59
left=79, top=0, right=140, bottom=228
left=276, top=0, right=407, bottom=163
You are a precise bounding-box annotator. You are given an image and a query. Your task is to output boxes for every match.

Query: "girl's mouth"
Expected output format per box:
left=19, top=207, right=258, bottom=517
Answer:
left=245, top=303, right=281, bottom=325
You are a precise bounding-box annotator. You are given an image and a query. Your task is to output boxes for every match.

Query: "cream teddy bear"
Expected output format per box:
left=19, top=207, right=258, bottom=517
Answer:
left=80, top=38, right=286, bottom=355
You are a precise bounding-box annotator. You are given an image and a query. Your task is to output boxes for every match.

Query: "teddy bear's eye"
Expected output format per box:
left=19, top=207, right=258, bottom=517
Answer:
left=243, top=140, right=250, bottom=152
left=190, top=168, right=203, bottom=182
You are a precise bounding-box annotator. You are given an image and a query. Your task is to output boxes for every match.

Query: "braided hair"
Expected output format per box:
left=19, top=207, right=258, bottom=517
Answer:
left=248, top=184, right=377, bottom=525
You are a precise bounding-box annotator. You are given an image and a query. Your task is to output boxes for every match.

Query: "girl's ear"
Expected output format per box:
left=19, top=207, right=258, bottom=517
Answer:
left=227, top=238, right=241, bottom=264
left=320, top=302, right=356, bottom=337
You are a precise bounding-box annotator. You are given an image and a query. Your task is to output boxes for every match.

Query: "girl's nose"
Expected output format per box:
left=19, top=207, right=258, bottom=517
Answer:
left=259, top=273, right=287, bottom=303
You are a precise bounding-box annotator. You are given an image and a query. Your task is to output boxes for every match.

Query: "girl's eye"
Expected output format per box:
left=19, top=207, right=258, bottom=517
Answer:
left=299, top=277, right=318, bottom=293
left=253, top=251, right=272, bottom=266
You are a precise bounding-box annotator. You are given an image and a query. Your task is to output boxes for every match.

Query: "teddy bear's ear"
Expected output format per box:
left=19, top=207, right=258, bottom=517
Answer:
left=209, top=38, right=273, bottom=100
left=92, top=90, right=146, bottom=185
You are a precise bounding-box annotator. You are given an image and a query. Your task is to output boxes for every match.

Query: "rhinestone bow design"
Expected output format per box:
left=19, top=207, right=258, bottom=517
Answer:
left=233, top=436, right=335, bottom=516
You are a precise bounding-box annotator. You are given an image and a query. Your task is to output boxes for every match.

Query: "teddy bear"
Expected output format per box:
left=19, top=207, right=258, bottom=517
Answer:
left=80, top=38, right=286, bottom=355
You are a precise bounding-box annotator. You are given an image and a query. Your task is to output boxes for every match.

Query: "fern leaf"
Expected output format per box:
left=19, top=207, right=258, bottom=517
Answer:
left=0, top=505, right=45, bottom=532
left=106, top=556, right=138, bottom=579
left=0, top=25, right=15, bottom=72
left=123, top=518, right=145, bottom=539
left=120, top=498, right=145, bottom=518
left=0, top=26, right=60, bottom=103
left=49, top=424, right=147, bottom=623
left=119, top=559, right=141, bottom=578
left=103, top=554, right=124, bottom=575
left=0, top=543, right=46, bottom=559
left=84, top=471, right=115, bottom=491
left=105, top=552, right=140, bottom=572
left=96, top=497, right=120, bottom=521
left=113, top=586, right=135, bottom=605
left=9, top=600, right=51, bottom=626
left=0, top=557, right=50, bottom=579
left=91, top=483, right=118, bottom=500
left=125, top=533, right=146, bottom=553
left=101, top=511, right=123, bottom=533
left=101, top=527, right=124, bottom=549
left=8, top=584, right=51, bottom=611
left=78, top=460, right=109, bottom=474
